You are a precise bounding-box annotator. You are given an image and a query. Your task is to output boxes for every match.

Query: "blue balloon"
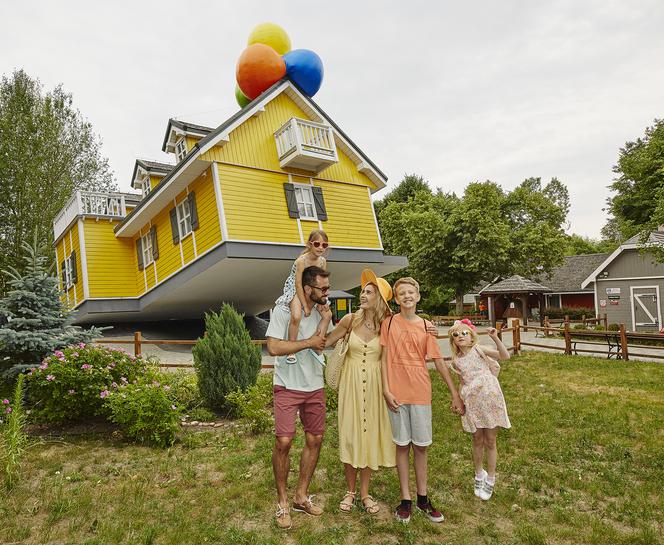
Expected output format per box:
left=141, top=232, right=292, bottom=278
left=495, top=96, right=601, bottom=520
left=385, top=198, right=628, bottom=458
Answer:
left=283, top=49, right=324, bottom=97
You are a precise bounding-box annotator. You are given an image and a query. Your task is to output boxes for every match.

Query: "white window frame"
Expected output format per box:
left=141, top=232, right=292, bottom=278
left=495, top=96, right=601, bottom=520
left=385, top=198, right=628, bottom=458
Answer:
left=293, top=184, right=317, bottom=221
left=175, top=138, right=187, bottom=162
left=176, top=199, right=192, bottom=239
left=64, top=254, right=74, bottom=289
left=140, top=232, right=154, bottom=266
left=141, top=175, right=151, bottom=198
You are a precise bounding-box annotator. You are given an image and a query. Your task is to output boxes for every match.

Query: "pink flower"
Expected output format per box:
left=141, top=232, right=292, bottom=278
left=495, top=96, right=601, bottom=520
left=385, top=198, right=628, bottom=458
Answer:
left=120, top=377, right=128, bottom=384
left=5, top=407, right=12, bottom=414
left=39, top=363, right=48, bottom=370
left=2, top=399, right=8, bottom=405
left=163, top=385, right=171, bottom=391
left=152, top=381, right=160, bottom=387
left=68, top=390, right=76, bottom=395
left=78, top=343, right=86, bottom=349
left=100, top=390, right=110, bottom=399
left=81, top=364, right=92, bottom=370
left=171, top=405, right=177, bottom=410
left=111, top=382, right=118, bottom=389
left=54, top=350, right=64, bottom=358
left=71, top=352, right=79, bottom=357
left=46, top=375, right=55, bottom=381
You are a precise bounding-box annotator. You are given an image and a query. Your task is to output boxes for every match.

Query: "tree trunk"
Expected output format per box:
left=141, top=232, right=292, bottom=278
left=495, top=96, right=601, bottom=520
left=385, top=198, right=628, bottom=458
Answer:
left=456, top=288, right=465, bottom=316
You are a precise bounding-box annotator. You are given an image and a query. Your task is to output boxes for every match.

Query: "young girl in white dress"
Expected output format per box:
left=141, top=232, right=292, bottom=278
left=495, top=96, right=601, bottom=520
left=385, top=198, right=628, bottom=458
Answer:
left=275, top=229, right=329, bottom=364
left=448, top=319, right=511, bottom=500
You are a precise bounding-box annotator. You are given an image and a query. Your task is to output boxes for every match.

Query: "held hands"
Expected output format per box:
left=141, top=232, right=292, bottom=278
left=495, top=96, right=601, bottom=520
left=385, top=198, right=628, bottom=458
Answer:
left=308, top=331, right=326, bottom=352
left=316, top=303, right=332, bottom=322
left=451, top=394, right=465, bottom=416
left=383, top=391, right=401, bottom=412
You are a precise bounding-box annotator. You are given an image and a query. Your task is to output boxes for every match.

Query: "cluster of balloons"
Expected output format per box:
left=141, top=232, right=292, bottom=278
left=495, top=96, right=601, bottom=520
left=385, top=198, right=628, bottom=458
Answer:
left=235, top=23, right=324, bottom=108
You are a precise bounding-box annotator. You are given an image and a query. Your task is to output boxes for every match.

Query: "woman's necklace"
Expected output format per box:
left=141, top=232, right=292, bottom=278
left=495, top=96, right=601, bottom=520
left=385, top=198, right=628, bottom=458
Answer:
left=364, top=320, right=375, bottom=331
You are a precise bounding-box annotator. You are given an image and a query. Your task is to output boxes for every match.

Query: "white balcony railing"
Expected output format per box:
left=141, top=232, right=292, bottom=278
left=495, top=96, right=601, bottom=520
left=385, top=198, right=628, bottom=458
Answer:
left=53, top=191, right=128, bottom=241
left=274, top=118, right=338, bottom=172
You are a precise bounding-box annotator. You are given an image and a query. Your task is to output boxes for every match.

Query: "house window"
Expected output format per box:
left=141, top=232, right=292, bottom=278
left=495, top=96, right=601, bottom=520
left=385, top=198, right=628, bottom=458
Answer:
left=176, top=199, right=192, bottom=239
left=141, top=232, right=154, bottom=266
left=142, top=176, right=151, bottom=198
left=64, top=257, right=73, bottom=289
left=294, top=185, right=317, bottom=220
left=175, top=138, right=187, bottom=162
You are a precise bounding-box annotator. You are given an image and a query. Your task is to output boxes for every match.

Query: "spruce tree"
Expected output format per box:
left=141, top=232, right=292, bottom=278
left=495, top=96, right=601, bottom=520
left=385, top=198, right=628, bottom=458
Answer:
left=0, top=237, right=99, bottom=378
left=193, top=303, right=262, bottom=412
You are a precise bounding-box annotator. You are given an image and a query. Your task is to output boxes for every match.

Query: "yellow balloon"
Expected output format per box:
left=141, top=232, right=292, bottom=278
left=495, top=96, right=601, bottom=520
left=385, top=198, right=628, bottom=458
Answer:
left=247, top=22, right=291, bottom=56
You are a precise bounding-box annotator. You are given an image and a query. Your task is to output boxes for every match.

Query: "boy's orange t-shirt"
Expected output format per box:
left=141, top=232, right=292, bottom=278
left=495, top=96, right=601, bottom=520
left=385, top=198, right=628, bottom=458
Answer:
left=380, top=313, right=442, bottom=405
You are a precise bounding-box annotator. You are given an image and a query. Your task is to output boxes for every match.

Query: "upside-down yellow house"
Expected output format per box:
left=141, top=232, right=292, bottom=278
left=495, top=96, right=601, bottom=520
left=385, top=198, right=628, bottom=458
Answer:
left=52, top=79, right=407, bottom=324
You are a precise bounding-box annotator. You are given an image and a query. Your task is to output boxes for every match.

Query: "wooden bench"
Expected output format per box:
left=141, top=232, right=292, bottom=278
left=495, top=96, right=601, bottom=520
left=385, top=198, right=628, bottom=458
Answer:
left=571, top=332, right=621, bottom=359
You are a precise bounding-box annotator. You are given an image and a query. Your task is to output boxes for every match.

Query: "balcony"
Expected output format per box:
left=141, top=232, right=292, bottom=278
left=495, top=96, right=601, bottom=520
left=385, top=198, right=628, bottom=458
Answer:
left=53, top=191, right=138, bottom=241
left=274, top=118, right=338, bottom=172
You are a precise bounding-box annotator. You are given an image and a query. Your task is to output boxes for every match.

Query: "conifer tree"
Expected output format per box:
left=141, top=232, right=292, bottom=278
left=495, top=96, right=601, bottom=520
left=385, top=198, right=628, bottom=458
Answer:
left=0, top=237, right=99, bottom=378
left=193, top=304, right=262, bottom=412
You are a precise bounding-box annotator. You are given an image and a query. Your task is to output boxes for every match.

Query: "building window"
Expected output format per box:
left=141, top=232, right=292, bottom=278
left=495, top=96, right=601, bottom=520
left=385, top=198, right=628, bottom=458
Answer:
left=176, top=199, right=192, bottom=239
left=141, top=232, right=154, bottom=266
left=64, top=257, right=73, bottom=289
left=141, top=176, right=151, bottom=198
left=294, top=185, right=317, bottom=221
left=175, top=138, right=187, bottom=162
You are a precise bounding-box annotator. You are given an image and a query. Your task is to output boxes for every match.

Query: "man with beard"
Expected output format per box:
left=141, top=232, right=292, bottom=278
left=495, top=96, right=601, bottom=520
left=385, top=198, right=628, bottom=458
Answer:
left=266, top=265, right=333, bottom=529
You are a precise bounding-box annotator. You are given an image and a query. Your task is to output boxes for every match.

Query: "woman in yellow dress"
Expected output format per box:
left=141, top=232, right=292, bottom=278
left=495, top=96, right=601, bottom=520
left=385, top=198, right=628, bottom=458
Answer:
left=325, top=269, right=396, bottom=514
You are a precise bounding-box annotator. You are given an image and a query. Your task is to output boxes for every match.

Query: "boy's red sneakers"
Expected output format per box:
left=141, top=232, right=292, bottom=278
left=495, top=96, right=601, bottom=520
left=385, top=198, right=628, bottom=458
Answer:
left=416, top=500, right=445, bottom=523
left=395, top=502, right=412, bottom=523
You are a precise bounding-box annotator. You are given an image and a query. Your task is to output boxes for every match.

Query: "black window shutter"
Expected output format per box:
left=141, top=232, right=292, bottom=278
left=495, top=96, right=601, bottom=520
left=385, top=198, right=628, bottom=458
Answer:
left=169, top=208, right=180, bottom=244
left=61, top=260, right=66, bottom=288
left=283, top=183, right=300, bottom=218
left=70, top=251, right=78, bottom=284
left=136, top=237, right=144, bottom=271
left=311, top=186, right=328, bottom=221
left=188, top=191, right=199, bottom=230
left=150, top=226, right=159, bottom=260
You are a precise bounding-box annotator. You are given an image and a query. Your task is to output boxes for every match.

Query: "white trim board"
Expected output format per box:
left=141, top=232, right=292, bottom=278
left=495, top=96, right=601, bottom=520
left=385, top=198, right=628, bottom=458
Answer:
left=630, top=285, right=662, bottom=330
left=581, top=243, right=640, bottom=288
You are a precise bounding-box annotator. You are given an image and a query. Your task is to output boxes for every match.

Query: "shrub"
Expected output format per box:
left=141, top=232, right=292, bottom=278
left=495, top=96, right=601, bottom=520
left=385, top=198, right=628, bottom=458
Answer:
left=608, top=323, right=620, bottom=332
left=105, top=379, right=182, bottom=448
left=157, top=370, right=202, bottom=410
left=0, top=374, right=29, bottom=489
left=543, top=307, right=594, bottom=320
left=193, top=304, right=262, bottom=412
left=186, top=407, right=217, bottom=422
left=226, top=373, right=273, bottom=434
left=26, top=344, right=153, bottom=423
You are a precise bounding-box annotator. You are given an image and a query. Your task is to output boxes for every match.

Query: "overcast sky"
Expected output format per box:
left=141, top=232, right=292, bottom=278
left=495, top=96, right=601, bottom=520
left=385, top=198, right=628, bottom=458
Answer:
left=2, top=1, right=663, bottom=238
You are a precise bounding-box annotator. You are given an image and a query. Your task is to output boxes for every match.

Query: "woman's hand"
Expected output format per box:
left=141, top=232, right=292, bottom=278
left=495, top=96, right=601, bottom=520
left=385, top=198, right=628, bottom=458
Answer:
left=487, top=327, right=499, bottom=340
left=383, top=391, right=401, bottom=412
left=451, top=395, right=465, bottom=415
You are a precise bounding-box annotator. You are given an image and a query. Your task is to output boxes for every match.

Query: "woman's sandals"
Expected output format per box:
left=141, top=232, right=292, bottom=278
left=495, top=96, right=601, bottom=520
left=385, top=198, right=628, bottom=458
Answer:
left=361, top=495, right=380, bottom=515
left=339, top=491, right=356, bottom=513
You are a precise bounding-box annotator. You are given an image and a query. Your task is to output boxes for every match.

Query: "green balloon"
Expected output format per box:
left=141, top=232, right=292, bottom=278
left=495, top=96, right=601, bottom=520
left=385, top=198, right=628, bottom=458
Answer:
left=235, top=84, right=251, bottom=108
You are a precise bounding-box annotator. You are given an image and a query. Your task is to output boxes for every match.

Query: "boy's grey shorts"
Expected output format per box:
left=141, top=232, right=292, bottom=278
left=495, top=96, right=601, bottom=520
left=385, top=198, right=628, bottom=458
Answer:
left=388, top=404, right=433, bottom=447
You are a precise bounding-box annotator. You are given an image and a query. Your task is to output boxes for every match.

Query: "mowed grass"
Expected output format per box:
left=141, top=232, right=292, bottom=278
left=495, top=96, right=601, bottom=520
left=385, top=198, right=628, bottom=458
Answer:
left=1, top=353, right=663, bottom=545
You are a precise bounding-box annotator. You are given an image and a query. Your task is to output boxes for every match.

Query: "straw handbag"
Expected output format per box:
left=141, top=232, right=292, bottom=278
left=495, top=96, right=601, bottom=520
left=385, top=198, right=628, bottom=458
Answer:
left=325, top=315, right=353, bottom=390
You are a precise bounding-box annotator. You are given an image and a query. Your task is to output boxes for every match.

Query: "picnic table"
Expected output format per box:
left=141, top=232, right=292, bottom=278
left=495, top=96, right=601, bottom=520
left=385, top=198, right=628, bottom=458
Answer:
left=571, top=331, right=622, bottom=359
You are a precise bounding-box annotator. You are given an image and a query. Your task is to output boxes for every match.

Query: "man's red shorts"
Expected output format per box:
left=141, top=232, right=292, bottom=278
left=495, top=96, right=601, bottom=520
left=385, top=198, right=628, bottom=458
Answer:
left=273, top=385, right=326, bottom=437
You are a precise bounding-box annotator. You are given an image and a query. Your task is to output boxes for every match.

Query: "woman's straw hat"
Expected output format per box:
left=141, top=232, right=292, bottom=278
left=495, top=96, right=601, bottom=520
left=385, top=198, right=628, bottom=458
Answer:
left=361, top=268, right=393, bottom=306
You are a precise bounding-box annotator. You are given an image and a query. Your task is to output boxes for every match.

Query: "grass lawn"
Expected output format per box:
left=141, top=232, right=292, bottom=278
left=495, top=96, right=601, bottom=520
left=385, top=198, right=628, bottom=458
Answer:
left=1, top=352, right=663, bottom=545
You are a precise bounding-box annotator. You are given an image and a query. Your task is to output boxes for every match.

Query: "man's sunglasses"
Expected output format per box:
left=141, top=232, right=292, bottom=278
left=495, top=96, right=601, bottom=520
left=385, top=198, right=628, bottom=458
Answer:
left=312, top=241, right=329, bottom=249
left=307, top=285, right=330, bottom=294
left=452, top=330, right=471, bottom=338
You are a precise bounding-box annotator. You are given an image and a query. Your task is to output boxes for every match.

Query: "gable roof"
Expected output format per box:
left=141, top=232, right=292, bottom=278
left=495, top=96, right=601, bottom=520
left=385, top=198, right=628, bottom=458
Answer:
left=115, top=78, right=388, bottom=238
left=480, top=275, right=551, bottom=294
left=162, top=119, right=214, bottom=152
left=581, top=232, right=664, bottom=288
left=131, top=159, right=174, bottom=189
left=537, top=253, right=609, bottom=293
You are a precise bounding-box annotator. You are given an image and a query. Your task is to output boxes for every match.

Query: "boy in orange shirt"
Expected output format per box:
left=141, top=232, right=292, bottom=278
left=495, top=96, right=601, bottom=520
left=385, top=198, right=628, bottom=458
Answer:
left=380, top=277, right=465, bottom=523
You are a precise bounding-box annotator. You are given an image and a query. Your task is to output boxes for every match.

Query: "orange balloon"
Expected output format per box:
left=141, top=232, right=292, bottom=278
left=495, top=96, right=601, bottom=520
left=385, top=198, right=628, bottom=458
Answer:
left=236, top=44, right=286, bottom=100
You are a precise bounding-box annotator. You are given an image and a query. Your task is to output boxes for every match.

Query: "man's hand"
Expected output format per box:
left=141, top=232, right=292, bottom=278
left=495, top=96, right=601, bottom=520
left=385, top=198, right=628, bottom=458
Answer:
left=307, top=331, right=326, bottom=352
left=316, top=303, right=332, bottom=322
left=383, top=391, right=401, bottom=412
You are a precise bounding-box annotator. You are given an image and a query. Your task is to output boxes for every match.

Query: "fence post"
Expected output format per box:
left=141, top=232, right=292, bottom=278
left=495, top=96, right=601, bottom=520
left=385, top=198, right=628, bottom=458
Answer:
left=544, top=315, right=550, bottom=337
left=582, top=314, right=586, bottom=326
left=513, top=318, right=520, bottom=355
left=603, top=313, right=608, bottom=329
left=134, top=331, right=142, bottom=357
left=564, top=315, right=570, bottom=326
left=496, top=322, right=503, bottom=342
left=563, top=322, right=572, bottom=355
left=619, top=324, right=629, bottom=361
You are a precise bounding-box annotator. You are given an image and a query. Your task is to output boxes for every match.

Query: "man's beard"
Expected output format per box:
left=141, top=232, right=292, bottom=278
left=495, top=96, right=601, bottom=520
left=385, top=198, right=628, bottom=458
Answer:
left=311, top=294, right=327, bottom=306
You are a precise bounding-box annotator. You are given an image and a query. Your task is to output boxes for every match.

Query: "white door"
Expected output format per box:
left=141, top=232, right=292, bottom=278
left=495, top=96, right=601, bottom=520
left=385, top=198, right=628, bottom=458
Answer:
left=631, top=286, right=661, bottom=331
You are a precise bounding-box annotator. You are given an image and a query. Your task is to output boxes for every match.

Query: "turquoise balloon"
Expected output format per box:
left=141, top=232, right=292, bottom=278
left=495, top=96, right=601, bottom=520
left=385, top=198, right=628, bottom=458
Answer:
left=235, top=84, right=251, bottom=108
left=283, top=49, right=323, bottom=97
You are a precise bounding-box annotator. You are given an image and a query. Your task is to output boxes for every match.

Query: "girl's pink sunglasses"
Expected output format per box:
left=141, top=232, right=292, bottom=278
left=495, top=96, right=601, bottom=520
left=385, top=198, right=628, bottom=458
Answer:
left=312, top=241, right=329, bottom=249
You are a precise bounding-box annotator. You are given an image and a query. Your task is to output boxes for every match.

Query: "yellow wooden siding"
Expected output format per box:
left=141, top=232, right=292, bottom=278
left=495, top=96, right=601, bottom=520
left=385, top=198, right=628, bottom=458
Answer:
left=201, top=93, right=377, bottom=190
left=219, top=164, right=300, bottom=243
left=69, top=223, right=84, bottom=303
left=55, top=238, right=67, bottom=306
left=149, top=175, right=161, bottom=190
left=189, top=171, right=222, bottom=254
left=84, top=219, right=138, bottom=298
left=314, top=180, right=381, bottom=248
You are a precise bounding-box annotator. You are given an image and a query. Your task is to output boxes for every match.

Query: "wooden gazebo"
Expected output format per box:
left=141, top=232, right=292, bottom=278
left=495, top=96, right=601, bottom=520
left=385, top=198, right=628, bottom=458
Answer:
left=480, top=275, right=551, bottom=327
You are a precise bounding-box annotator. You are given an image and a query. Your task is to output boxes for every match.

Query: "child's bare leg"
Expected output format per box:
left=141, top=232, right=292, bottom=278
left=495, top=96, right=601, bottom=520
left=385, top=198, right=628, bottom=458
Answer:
left=472, top=430, right=485, bottom=475
left=484, top=428, right=498, bottom=479
left=412, top=444, right=428, bottom=496
left=288, top=298, right=302, bottom=342
left=395, top=444, right=411, bottom=500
